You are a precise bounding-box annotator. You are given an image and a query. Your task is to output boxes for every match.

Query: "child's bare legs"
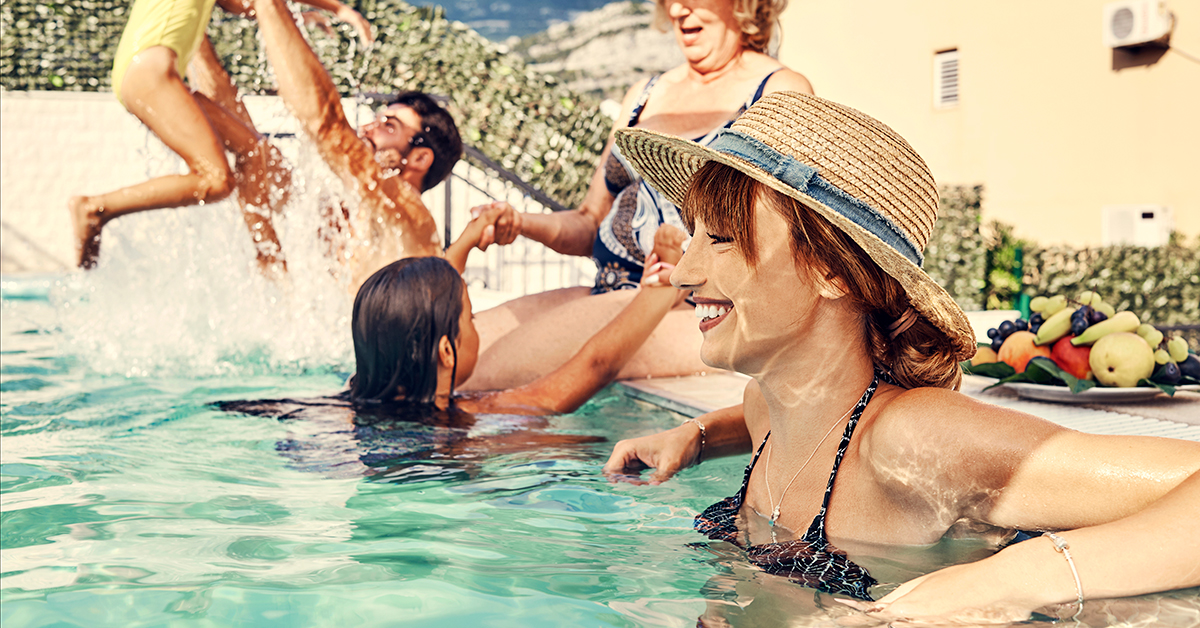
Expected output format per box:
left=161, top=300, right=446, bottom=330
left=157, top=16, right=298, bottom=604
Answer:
left=71, top=45, right=234, bottom=268
left=195, top=94, right=291, bottom=276
left=190, top=37, right=290, bottom=276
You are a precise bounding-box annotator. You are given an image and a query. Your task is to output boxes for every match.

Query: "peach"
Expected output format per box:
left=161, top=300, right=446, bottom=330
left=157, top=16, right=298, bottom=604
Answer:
left=998, top=330, right=1053, bottom=373
left=1051, top=335, right=1092, bottom=380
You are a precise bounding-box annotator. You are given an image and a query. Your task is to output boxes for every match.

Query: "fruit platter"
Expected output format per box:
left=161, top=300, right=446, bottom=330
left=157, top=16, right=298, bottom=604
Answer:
left=961, top=291, right=1200, bottom=402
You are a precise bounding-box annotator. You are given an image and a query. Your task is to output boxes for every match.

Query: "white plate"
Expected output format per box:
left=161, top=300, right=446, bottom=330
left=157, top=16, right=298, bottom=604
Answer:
left=1001, top=382, right=1200, bottom=403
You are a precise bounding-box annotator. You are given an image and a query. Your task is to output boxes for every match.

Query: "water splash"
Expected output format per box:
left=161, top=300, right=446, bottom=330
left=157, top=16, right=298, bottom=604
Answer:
left=51, top=131, right=359, bottom=378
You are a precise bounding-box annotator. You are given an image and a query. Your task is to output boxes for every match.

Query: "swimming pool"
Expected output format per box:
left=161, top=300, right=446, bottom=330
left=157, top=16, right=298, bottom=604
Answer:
left=4, top=277, right=1200, bottom=628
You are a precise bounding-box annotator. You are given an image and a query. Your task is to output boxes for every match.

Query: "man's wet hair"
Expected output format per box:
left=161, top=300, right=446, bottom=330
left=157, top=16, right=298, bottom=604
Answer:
left=387, top=91, right=463, bottom=192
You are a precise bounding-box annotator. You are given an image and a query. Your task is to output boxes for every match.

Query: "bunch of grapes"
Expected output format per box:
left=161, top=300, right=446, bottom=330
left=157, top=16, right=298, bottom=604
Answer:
left=1146, top=329, right=1199, bottom=385
left=1069, top=305, right=1109, bottom=337
left=986, top=318, right=1029, bottom=353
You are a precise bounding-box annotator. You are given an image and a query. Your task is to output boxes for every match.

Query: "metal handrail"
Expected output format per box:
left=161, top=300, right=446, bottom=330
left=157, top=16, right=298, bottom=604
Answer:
left=459, top=145, right=570, bottom=213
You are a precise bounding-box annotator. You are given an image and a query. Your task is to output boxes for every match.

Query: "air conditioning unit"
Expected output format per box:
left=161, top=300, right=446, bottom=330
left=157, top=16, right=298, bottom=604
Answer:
left=1101, top=205, right=1173, bottom=246
left=1102, top=0, right=1173, bottom=48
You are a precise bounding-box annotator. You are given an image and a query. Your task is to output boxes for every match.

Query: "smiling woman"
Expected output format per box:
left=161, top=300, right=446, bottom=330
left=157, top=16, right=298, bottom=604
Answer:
left=604, top=91, right=1200, bottom=624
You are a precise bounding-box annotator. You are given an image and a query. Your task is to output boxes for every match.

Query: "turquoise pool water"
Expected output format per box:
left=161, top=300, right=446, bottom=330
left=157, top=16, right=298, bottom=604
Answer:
left=4, top=278, right=1199, bottom=628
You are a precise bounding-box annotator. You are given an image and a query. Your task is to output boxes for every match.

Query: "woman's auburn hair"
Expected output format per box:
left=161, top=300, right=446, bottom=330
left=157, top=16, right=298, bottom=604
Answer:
left=654, top=0, right=788, bottom=54
left=682, top=161, right=963, bottom=391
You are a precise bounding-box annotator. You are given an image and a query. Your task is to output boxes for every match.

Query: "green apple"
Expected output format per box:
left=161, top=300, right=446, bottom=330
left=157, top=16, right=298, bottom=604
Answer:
left=1089, top=332, right=1155, bottom=388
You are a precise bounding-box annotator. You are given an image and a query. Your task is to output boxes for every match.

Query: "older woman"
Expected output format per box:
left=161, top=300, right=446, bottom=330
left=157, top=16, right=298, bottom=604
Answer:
left=459, top=0, right=812, bottom=391
left=603, top=91, right=1200, bottom=622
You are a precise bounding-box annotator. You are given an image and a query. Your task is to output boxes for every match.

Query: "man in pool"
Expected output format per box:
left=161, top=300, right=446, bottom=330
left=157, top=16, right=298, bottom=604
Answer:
left=170, top=0, right=463, bottom=289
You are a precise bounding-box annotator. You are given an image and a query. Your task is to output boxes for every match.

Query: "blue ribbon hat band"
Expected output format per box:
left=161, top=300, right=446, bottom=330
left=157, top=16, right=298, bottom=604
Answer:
left=707, top=130, right=925, bottom=268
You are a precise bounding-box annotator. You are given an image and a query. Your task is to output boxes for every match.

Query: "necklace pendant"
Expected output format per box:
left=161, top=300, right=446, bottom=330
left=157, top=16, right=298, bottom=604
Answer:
left=770, top=507, right=780, bottom=525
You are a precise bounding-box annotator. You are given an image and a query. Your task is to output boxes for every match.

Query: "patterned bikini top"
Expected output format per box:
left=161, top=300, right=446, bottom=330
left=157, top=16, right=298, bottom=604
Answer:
left=590, top=69, right=782, bottom=293
left=694, top=373, right=881, bottom=601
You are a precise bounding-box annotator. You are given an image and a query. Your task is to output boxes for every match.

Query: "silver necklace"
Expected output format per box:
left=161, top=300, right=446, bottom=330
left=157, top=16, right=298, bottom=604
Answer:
left=764, top=402, right=856, bottom=535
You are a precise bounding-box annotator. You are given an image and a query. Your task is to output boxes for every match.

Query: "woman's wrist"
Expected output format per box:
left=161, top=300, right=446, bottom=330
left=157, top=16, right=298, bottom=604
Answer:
left=994, top=531, right=1084, bottom=610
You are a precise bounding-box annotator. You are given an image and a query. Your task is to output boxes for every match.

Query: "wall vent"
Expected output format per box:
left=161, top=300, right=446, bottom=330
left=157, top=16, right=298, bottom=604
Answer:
left=933, top=49, right=959, bottom=109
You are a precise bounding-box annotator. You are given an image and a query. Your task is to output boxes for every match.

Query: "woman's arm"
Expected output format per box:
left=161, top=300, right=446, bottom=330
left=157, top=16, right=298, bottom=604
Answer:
left=473, top=79, right=651, bottom=256
left=481, top=254, right=682, bottom=414
left=856, top=389, right=1200, bottom=621
left=603, top=378, right=763, bottom=483
left=603, top=403, right=751, bottom=484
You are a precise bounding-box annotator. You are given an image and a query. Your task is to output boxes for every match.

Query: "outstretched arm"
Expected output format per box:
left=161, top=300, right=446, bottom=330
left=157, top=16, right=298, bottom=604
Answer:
left=251, top=0, right=439, bottom=256
left=484, top=254, right=682, bottom=414
left=471, top=78, right=653, bottom=256
left=846, top=391, right=1200, bottom=622
left=445, top=205, right=503, bottom=274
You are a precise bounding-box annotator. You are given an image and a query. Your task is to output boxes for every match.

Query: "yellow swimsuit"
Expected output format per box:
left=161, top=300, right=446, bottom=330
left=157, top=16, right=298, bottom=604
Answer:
left=110, top=0, right=217, bottom=105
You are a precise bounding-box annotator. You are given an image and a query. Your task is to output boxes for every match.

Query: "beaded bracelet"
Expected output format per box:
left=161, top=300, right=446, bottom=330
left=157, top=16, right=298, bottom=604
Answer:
left=684, top=418, right=706, bottom=465
left=1044, top=531, right=1084, bottom=619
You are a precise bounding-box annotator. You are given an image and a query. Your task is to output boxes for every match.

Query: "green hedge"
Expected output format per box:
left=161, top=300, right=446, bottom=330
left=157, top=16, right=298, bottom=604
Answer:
left=924, top=185, right=988, bottom=312
left=1, top=0, right=611, bottom=208
left=924, top=186, right=1198, bottom=348
left=1022, top=234, right=1200, bottom=348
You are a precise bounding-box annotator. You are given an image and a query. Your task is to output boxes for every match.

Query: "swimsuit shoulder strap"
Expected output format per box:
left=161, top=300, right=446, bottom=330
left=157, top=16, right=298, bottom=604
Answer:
left=746, top=67, right=783, bottom=108
left=808, top=372, right=880, bottom=538
left=738, top=430, right=772, bottom=501
left=627, top=74, right=661, bottom=126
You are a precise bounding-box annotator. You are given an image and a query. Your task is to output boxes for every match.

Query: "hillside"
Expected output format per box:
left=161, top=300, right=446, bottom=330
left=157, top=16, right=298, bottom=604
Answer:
left=512, top=1, right=682, bottom=101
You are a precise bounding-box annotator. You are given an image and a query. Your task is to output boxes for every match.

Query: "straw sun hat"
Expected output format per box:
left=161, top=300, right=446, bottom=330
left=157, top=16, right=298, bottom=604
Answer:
left=614, top=91, right=976, bottom=361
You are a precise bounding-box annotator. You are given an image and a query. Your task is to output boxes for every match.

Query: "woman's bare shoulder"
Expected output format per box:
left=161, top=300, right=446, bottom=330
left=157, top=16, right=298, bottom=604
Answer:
left=763, top=66, right=814, bottom=95
left=863, top=386, right=1064, bottom=461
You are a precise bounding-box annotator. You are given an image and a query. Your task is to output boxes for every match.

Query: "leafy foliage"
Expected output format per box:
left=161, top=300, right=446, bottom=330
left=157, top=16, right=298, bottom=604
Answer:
left=1021, top=234, right=1200, bottom=347
left=924, top=185, right=988, bottom=311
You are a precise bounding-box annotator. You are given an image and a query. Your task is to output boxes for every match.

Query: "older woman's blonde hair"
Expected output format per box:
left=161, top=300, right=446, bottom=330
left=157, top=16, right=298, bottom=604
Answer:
left=653, top=0, right=788, bottom=54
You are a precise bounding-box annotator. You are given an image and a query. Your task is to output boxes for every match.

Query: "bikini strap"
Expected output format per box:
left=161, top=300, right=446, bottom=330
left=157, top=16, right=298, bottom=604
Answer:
left=627, top=75, right=661, bottom=126
left=809, top=372, right=880, bottom=538
left=747, top=67, right=783, bottom=108
left=717, top=68, right=786, bottom=134
left=738, top=429, right=773, bottom=501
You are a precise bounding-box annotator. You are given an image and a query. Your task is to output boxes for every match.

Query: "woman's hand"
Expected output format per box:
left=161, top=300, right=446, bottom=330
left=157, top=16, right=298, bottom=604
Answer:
left=653, top=224, right=688, bottom=265
left=837, top=548, right=1068, bottom=626
left=603, top=422, right=702, bottom=484
left=470, top=201, right=523, bottom=250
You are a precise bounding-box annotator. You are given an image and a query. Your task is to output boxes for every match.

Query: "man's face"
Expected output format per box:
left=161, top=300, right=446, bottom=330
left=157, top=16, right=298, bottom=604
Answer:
left=359, top=104, right=424, bottom=168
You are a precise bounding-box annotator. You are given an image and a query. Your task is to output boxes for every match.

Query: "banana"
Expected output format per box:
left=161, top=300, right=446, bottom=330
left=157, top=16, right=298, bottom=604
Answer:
left=1093, top=301, right=1115, bottom=318
left=1029, top=296, right=1049, bottom=313
left=1034, top=306, right=1077, bottom=346
left=1042, top=295, right=1068, bottom=317
left=1071, top=311, right=1140, bottom=346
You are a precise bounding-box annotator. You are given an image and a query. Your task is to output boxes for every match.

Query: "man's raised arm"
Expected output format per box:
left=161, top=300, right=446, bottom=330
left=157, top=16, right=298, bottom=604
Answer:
left=250, top=0, right=440, bottom=256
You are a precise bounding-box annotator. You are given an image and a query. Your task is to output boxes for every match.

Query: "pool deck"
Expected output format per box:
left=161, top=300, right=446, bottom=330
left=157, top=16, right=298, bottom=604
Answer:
left=618, top=373, right=1200, bottom=440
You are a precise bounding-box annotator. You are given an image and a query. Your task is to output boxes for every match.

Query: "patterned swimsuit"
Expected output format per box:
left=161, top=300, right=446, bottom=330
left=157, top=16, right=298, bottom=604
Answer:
left=694, top=373, right=881, bottom=600
left=590, top=70, right=781, bottom=293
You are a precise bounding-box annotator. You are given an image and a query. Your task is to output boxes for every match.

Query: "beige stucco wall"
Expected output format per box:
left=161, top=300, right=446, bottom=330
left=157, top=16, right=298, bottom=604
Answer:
left=777, top=0, right=1200, bottom=246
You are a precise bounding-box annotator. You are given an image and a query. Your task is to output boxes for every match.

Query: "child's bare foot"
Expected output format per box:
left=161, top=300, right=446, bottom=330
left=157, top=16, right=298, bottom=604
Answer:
left=69, top=196, right=104, bottom=269
left=652, top=224, right=687, bottom=265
